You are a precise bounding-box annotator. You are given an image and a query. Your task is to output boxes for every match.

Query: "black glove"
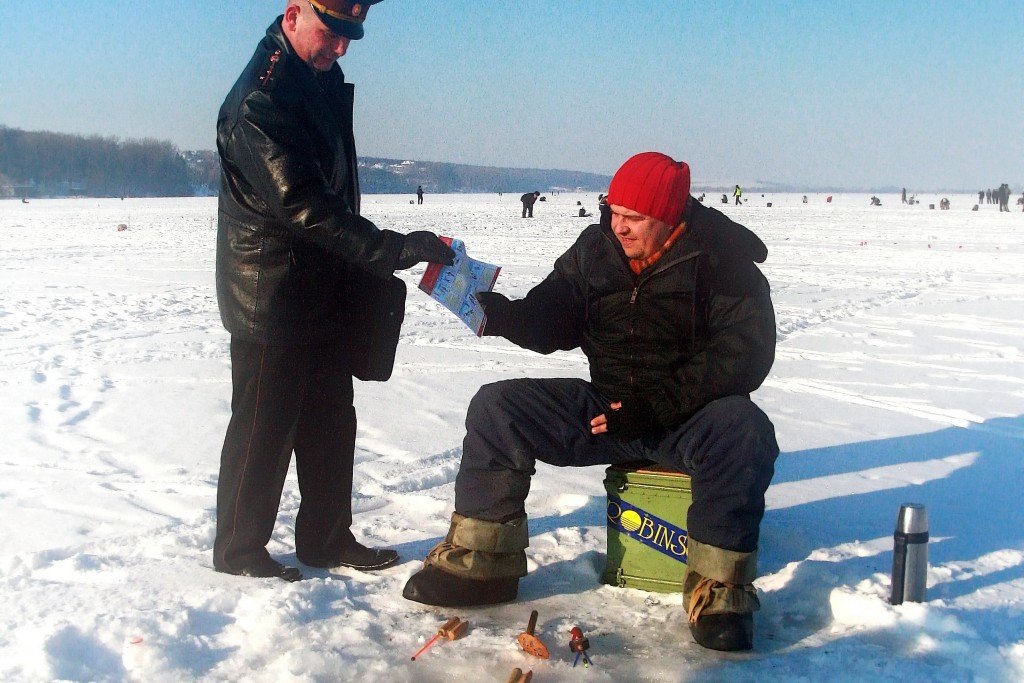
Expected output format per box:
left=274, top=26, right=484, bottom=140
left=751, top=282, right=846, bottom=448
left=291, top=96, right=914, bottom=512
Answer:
left=475, top=290, right=511, bottom=337
left=395, top=231, right=455, bottom=270
left=604, top=396, right=661, bottom=441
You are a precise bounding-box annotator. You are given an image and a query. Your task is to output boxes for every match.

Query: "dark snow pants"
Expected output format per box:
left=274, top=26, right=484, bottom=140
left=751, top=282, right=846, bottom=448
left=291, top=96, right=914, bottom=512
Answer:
left=454, top=378, right=779, bottom=553
left=214, top=338, right=358, bottom=572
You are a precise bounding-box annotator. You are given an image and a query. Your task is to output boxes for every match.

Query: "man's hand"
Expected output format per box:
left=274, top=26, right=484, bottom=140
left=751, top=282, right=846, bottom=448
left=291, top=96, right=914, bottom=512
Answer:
left=475, top=290, right=511, bottom=337
left=395, top=231, right=455, bottom=270
left=591, top=396, right=660, bottom=441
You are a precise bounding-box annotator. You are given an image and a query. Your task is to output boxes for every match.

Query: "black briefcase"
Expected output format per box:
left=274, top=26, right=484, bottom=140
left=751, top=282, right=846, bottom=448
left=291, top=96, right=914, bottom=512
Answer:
left=342, top=271, right=406, bottom=382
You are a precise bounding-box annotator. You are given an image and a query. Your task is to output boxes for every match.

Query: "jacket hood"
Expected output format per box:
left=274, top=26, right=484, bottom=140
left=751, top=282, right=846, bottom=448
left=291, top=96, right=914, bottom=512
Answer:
left=687, top=200, right=768, bottom=264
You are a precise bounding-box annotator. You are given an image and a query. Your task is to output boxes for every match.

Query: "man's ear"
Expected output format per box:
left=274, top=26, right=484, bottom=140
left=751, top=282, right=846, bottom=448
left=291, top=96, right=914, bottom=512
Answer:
left=283, top=4, right=300, bottom=32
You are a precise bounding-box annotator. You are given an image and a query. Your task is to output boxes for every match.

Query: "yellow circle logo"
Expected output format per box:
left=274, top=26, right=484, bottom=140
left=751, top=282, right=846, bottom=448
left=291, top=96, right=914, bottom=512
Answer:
left=621, top=510, right=642, bottom=533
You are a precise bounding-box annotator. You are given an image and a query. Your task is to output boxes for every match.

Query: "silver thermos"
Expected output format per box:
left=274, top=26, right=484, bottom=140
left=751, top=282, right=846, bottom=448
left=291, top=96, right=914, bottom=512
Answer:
left=890, top=503, right=929, bottom=604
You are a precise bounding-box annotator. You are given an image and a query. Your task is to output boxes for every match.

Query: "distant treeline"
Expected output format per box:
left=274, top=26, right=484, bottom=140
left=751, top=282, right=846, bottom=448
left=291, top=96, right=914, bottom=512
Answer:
left=0, top=126, right=217, bottom=198
left=1, top=125, right=612, bottom=199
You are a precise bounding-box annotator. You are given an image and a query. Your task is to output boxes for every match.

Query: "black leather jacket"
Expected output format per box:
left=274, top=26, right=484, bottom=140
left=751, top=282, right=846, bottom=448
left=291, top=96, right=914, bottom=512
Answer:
left=492, top=200, right=776, bottom=428
left=216, top=18, right=405, bottom=345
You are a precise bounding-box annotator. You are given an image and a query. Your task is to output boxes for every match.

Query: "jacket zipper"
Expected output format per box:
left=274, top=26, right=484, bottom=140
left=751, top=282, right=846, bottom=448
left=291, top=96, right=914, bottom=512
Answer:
left=628, top=284, right=639, bottom=388
left=599, top=227, right=705, bottom=393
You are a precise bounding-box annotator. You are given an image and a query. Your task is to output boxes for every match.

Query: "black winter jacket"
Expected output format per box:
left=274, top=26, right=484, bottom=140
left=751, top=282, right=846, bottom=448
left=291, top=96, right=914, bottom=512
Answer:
left=216, top=18, right=405, bottom=345
left=491, top=200, right=776, bottom=428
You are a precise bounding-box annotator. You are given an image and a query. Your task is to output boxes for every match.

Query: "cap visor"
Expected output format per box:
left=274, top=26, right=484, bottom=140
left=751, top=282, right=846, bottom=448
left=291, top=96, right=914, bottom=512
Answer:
left=319, top=14, right=364, bottom=40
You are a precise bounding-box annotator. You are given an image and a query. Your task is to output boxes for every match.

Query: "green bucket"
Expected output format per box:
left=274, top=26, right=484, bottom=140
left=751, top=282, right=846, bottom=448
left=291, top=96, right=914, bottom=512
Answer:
left=601, top=463, right=693, bottom=593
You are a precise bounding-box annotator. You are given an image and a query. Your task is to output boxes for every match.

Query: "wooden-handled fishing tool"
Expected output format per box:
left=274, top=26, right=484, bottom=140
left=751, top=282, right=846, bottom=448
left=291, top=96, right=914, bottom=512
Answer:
left=410, top=616, right=468, bottom=660
left=516, top=610, right=549, bottom=659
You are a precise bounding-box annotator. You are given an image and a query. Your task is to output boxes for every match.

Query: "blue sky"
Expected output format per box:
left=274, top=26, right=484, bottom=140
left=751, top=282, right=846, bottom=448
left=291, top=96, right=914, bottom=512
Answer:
left=0, top=1, right=1020, bottom=189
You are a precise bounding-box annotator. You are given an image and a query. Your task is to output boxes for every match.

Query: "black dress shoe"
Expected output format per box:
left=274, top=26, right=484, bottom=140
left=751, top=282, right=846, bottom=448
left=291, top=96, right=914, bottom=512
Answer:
left=402, top=564, right=518, bottom=607
left=216, top=556, right=303, bottom=582
left=689, top=613, right=753, bottom=652
left=300, top=540, right=399, bottom=571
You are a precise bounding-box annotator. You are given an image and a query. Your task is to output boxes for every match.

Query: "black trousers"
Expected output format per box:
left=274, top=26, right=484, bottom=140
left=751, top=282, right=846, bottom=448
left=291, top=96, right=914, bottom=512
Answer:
left=522, top=203, right=533, bottom=218
left=213, top=338, right=357, bottom=572
left=454, top=378, right=779, bottom=553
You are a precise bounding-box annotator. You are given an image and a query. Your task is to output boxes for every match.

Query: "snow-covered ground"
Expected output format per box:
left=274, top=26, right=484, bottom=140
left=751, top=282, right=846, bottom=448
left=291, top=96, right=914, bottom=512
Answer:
left=0, top=192, right=1021, bottom=682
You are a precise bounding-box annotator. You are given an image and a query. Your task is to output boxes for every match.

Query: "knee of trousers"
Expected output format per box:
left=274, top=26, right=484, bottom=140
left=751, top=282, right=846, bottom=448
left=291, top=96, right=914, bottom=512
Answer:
left=464, top=380, right=539, bottom=455
left=466, top=380, right=525, bottom=425
left=702, top=397, right=779, bottom=461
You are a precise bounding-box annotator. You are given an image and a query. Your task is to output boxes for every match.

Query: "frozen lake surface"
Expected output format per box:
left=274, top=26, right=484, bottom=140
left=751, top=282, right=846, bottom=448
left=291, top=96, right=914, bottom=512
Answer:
left=0, top=192, right=1022, bottom=681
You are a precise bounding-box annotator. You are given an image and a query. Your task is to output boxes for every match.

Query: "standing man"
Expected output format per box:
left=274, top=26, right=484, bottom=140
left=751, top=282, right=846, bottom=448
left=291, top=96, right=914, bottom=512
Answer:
left=999, top=183, right=1011, bottom=212
left=521, top=190, right=540, bottom=218
left=403, top=153, right=779, bottom=652
left=416, top=185, right=425, bottom=204
left=214, top=0, right=454, bottom=582
left=733, top=184, right=743, bottom=205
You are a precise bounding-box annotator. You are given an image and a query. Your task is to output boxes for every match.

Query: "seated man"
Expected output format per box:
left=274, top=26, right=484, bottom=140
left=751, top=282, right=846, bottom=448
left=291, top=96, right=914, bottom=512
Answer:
left=403, top=152, right=779, bottom=652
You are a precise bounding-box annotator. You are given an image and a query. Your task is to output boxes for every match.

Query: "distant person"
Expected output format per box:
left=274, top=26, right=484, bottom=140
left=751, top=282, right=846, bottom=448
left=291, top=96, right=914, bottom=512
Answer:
left=985, top=189, right=992, bottom=204
left=939, top=197, right=950, bottom=210
left=733, top=184, right=743, bottom=205
left=901, top=188, right=907, bottom=204
left=999, top=183, right=1011, bottom=212
left=870, top=196, right=882, bottom=206
left=802, top=195, right=808, bottom=203
left=213, top=0, right=454, bottom=582
left=416, top=185, right=424, bottom=204
left=721, top=193, right=729, bottom=204
left=521, top=190, right=540, bottom=218
left=978, top=190, right=984, bottom=204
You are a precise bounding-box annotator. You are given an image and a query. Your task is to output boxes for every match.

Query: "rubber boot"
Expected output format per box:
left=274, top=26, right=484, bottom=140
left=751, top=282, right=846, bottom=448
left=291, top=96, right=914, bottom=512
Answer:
left=684, top=539, right=760, bottom=652
left=402, top=513, right=528, bottom=607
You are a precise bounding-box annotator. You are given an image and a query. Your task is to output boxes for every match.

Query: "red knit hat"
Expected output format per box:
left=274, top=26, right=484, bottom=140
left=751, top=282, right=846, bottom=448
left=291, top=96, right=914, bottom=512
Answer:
left=605, top=152, right=691, bottom=226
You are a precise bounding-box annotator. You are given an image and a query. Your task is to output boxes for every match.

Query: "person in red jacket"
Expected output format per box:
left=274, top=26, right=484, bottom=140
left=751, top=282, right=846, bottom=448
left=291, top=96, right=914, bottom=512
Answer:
left=404, top=152, right=779, bottom=652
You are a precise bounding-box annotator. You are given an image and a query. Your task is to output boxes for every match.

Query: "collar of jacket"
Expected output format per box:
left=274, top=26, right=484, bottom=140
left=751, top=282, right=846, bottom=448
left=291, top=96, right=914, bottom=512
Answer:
left=599, top=211, right=704, bottom=281
left=265, top=17, right=347, bottom=95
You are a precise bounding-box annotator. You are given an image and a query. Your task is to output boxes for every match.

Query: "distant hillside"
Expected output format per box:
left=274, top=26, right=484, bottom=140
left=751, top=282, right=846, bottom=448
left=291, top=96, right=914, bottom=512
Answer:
left=11, top=125, right=978, bottom=198
left=0, top=123, right=610, bottom=198
left=358, top=157, right=610, bottom=194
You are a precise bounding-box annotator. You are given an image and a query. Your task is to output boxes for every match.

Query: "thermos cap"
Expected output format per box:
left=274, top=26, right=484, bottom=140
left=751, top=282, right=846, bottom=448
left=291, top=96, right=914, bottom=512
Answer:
left=897, top=503, right=928, bottom=534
